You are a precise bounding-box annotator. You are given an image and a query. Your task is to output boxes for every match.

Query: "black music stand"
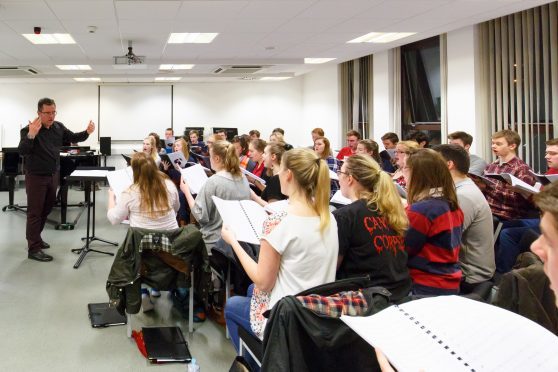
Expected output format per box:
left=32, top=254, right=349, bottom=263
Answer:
left=67, top=167, right=118, bottom=269
left=1, top=148, right=27, bottom=213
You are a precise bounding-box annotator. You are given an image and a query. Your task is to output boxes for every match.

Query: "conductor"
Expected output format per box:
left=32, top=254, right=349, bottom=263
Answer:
left=18, top=98, right=95, bottom=262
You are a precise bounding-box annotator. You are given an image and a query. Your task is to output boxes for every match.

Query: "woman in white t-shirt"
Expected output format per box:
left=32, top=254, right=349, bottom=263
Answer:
left=221, top=148, right=339, bottom=352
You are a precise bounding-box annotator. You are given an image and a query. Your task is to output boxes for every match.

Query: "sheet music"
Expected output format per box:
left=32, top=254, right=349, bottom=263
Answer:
left=167, top=151, right=188, bottom=169
left=212, top=196, right=268, bottom=245
left=329, top=169, right=339, bottom=181
left=106, top=167, right=133, bottom=204
left=341, top=296, right=558, bottom=372
left=485, top=172, right=540, bottom=194
left=241, top=167, right=267, bottom=185
left=70, top=169, right=110, bottom=178
left=264, top=199, right=289, bottom=214
left=180, top=163, right=209, bottom=194
left=330, top=190, right=351, bottom=205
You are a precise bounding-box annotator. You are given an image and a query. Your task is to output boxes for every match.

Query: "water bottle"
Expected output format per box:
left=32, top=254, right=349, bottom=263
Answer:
left=187, top=358, right=200, bottom=372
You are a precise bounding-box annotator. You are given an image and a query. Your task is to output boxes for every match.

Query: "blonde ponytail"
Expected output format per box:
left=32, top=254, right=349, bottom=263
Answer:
left=345, top=154, right=408, bottom=236
left=314, top=158, right=331, bottom=233
left=212, top=140, right=241, bottom=178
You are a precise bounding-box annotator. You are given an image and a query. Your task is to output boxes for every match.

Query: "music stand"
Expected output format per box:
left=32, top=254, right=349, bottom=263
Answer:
left=67, top=166, right=118, bottom=269
left=1, top=148, right=27, bottom=213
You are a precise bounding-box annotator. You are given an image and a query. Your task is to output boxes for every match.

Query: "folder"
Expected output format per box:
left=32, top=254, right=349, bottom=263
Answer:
left=142, top=326, right=192, bottom=363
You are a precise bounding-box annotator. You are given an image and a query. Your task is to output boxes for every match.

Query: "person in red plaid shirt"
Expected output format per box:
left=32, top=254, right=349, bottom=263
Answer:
left=482, top=130, right=537, bottom=221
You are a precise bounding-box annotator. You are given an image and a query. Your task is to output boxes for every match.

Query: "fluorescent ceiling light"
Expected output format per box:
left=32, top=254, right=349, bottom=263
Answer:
left=155, top=77, right=182, bottom=81
left=22, top=33, right=76, bottom=44
left=168, top=33, right=218, bottom=44
left=159, top=64, right=194, bottom=70
left=259, top=77, right=291, bottom=81
left=347, top=32, right=416, bottom=44
left=56, top=65, right=92, bottom=70
left=73, top=77, right=100, bottom=82
left=304, top=58, right=336, bottom=64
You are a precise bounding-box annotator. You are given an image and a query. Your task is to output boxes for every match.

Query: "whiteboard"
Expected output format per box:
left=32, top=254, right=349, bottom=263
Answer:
left=99, top=85, right=172, bottom=141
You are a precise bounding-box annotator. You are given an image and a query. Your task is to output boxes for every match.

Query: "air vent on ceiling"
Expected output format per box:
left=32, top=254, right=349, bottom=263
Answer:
left=0, top=66, right=39, bottom=77
left=213, top=65, right=268, bottom=74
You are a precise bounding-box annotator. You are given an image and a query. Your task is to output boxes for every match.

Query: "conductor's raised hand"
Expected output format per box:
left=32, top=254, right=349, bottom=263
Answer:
left=221, top=225, right=237, bottom=245
left=86, top=120, right=95, bottom=134
left=28, top=117, right=42, bottom=137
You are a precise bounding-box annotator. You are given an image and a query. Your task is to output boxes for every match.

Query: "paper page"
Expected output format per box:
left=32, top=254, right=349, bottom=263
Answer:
left=342, top=296, right=558, bottom=372
left=180, top=163, right=208, bottom=194
left=264, top=199, right=289, bottom=214
left=239, top=199, right=270, bottom=239
left=241, top=168, right=266, bottom=185
left=167, top=151, right=188, bottom=169
left=330, top=190, right=351, bottom=205
left=329, top=169, right=339, bottom=181
left=529, top=170, right=558, bottom=186
left=212, top=197, right=266, bottom=245
left=106, top=167, right=133, bottom=204
left=70, top=169, right=110, bottom=178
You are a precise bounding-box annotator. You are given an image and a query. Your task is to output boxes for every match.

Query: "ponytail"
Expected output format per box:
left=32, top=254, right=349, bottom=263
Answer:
left=212, top=140, right=241, bottom=178
left=314, top=158, right=331, bottom=233
left=345, top=154, right=408, bottom=236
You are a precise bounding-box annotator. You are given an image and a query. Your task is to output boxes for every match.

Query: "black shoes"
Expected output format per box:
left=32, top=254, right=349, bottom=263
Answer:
left=28, top=250, right=53, bottom=262
left=41, top=241, right=50, bottom=249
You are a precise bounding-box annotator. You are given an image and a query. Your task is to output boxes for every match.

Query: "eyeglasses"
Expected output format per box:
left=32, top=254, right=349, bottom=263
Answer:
left=336, top=170, right=349, bottom=176
left=40, top=111, right=57, bottom=116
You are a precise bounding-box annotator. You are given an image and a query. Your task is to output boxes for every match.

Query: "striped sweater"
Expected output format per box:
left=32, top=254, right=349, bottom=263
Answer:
left=405, top=198, right=464, bottom=295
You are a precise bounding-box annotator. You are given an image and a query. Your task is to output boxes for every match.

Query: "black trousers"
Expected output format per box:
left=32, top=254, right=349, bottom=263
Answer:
left=25, top=172, right=58, bottom=252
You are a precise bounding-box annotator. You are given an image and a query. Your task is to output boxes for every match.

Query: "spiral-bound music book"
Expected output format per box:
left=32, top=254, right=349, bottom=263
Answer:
left=341, top=295, right=558, bottom=372
left=212, top=196, right=269, bottom=245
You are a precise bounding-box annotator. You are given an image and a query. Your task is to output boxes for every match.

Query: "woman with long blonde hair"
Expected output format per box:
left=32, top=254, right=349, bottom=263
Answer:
left=333, top=154, right=411, bottom=302
left=142, top=135, right=161, bottom=165
left=222, top=148, right=339, bottom=352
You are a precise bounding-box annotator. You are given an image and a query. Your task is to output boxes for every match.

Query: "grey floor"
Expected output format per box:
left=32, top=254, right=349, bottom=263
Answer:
left=0, top=183, right=236, bottom=371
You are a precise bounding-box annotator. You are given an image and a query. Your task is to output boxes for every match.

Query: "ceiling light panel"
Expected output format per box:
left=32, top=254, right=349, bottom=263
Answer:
left=167, top=33, right=219, bottom=44
left=259, top=77, right=292, bottom=81
left=74, top=77, right=101, bottom=82
left=22, top=34, right=76, bottom=45
left=304, top=58, right=336, bottom=64
left=155, top=77, right=182, bottom=81
left=347, top=32, right=416, bottom=43
left=159, top=64, right=194, bottom=70
left=56, top=65, right=92, bottom=70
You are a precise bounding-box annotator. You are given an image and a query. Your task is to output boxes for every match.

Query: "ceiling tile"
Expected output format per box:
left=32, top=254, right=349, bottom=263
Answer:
left=47, top=1, right=116, bottom=20
left=115, top=0, right=182, bottom=20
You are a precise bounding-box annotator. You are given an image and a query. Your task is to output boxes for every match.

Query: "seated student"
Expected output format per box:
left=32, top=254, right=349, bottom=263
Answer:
left=314, top=136, right=340, bottom=197
left=248, top=138, right=267, bottom=180
left=148, top=131, right=165, bottom=155
left=404, top=149, right=464, bottom=296
left=356, top=139, right=395, bottom=172
left=179, top=140, right=251, bottom=252
left=381, top=132, right=399, bottom=160
left=215, top=129, right=227, bottom=141
left=336, top=130, right=361, bottom=161
left=222, top=148, right=338, bottom=351
left=333, top=154, right=411, bottom=302
left=143, top=135, right=161, bottom=166
left=163, top=128, right=174, bottom=154
left=269, top=131, right=293, bottom=151
left=391, top=140, right=420, bottom=188
left=407, top=131, right=429, bottom=148
left=447, top=131, right=487, bottom=176
left=260, top=143, right=287, bottom=203
left=309, top=127, right=325, bottom=148
left=494, top=138, right=558, bottom=273
left=434, top=145, right=495, bottom=292
left=531, top=182, right=558, bottom=307
left=189, top=129, right=207, bottom=154
left=161, top=138, right=194, bottom=226
left=231, top=135, right=256, bottom=172
left=107, top=152, right=180, bottom=309
left=249, top=129, right=260, bottom=140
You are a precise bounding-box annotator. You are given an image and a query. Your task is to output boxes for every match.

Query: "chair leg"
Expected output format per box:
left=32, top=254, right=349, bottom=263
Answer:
left=225, top=261, right=231, bottom=339
left=126, top=312, right=132, bottom=338
left=189, top=266, right=194, bottom=334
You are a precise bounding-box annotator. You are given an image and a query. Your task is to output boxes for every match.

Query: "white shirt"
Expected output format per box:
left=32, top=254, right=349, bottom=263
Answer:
left=107, top=178, right=179, bottom=230
left=262, top=213, right=339, bottom=309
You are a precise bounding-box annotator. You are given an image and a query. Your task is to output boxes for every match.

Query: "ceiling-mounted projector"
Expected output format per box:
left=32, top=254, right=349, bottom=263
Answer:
left=113, top=40, right=146, bottom=69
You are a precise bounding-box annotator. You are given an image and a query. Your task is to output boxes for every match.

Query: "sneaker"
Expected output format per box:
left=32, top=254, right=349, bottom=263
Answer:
left=151, top=289, right=161, bottom=298
left=141, top=294, right=154, bottom=312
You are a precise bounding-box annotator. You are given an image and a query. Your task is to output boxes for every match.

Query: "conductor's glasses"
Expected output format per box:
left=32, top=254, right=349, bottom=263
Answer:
left=40, top=111, right=57, bottom=116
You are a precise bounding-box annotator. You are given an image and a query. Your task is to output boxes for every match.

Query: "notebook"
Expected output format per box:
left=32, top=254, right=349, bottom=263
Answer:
left=241, top=168, right=267, bottom=185
left=484, top=172, right=541, bottom=194
left=180, top=163, right=209, bottom=194
left=212, top=196, right=269, bottom=245
left=529, top=170, right=558, bottom=185
left=87, top=302, right=127, bottom=328
left=106, top=167, right=134, bottom=204
left=142, top=326, right=192, bottom=363
left=341, top=296, right=558, bottom=372
left=167, top=151, right=188, bottom=169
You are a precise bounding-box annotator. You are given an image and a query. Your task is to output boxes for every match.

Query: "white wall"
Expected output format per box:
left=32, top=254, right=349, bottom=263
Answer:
left=173, top=79, right=304, bottom=146
left=301, top=64, right=341, bottom=148
left=446, top=25, right=485, bottom=156
left=0, top=84, right=98, bottom=148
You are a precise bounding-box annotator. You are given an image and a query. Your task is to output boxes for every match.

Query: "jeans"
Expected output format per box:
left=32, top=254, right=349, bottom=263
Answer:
left=224, top=284, right=254, bottom=352
left=496, top=220, right=540, bottom=273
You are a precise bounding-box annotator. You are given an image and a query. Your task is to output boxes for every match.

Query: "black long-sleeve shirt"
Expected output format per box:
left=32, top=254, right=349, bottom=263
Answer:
left=18, top=121, right=89, bottom=176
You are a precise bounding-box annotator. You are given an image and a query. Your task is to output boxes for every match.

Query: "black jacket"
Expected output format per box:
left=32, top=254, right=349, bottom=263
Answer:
left=261, top=277, right=391, bottom=372
left=106, top=225, right=210, bottom=315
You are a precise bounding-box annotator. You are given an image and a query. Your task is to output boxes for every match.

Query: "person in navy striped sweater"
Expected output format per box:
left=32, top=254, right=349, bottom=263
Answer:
left=403, top=149, right=464, bottom=296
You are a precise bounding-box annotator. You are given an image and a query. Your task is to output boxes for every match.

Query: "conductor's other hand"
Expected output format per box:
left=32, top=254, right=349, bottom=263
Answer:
left=86, top=120, right=95, bottom=134
left=28, top=117, right=42, bottom=137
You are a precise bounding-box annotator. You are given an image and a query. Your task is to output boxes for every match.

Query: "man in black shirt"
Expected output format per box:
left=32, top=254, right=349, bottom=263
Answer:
left=18, top=97, right=94, bottom=262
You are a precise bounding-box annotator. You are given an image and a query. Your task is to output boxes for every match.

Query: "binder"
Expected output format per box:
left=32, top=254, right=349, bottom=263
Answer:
left=87, top=302, right=127, bottom=328
left=142, top=326, right=192, bottom=363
